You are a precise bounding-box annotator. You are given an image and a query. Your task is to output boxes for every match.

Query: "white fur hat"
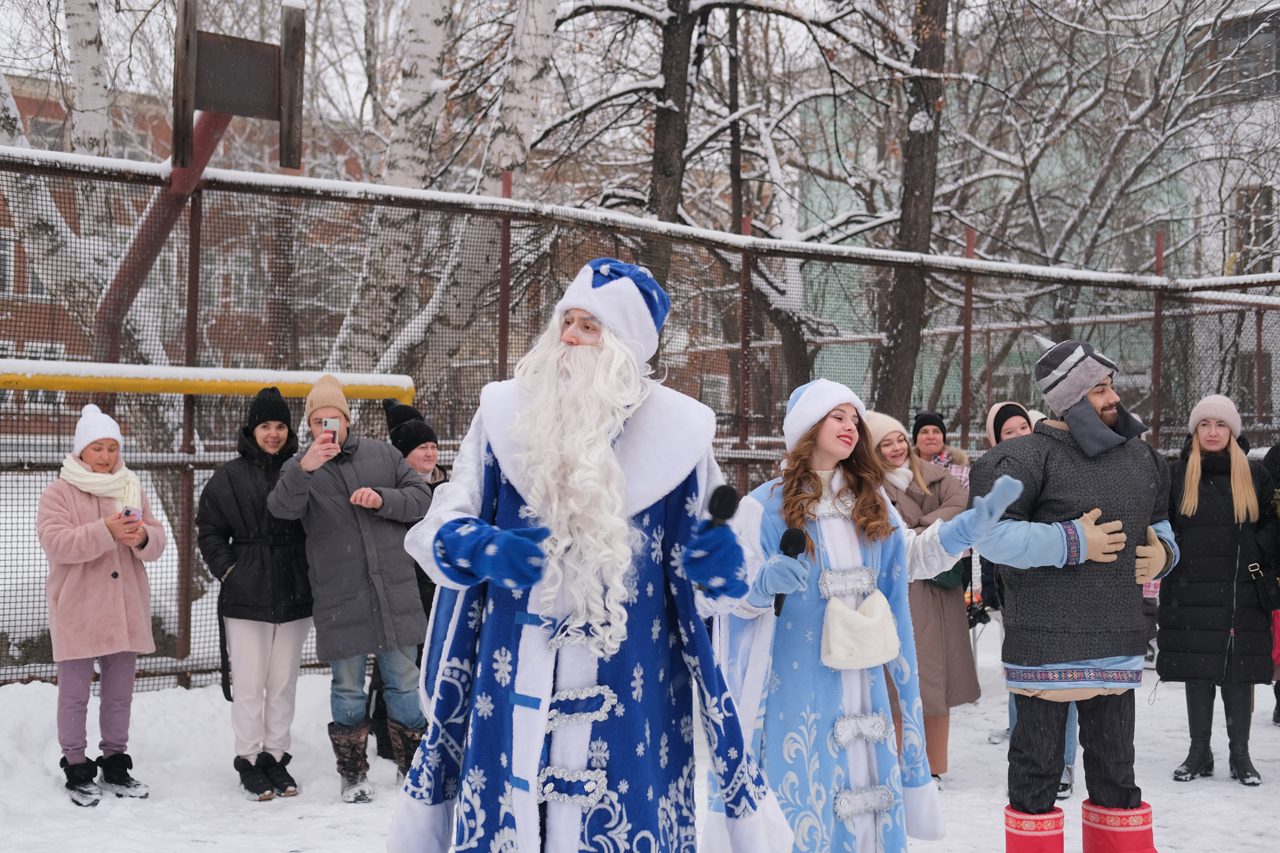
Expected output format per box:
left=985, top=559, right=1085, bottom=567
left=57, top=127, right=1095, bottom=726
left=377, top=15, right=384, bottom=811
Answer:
left=553, top=258, right=670, bottom=363
left=782, top=379, right=866, bottom=451
left=74, top=404, right=124, bottom=456
left=1187, top=394, right=1242, bottom=437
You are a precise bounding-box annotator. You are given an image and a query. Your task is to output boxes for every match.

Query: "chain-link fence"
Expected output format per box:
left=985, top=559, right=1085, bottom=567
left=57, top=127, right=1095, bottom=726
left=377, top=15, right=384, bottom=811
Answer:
left=3, top=148, right=1279, bottom=687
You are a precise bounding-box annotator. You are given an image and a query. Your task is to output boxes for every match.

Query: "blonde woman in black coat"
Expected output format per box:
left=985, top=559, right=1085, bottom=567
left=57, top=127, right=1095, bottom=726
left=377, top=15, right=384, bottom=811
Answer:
left=1157, top=395, right=1279, bottom=786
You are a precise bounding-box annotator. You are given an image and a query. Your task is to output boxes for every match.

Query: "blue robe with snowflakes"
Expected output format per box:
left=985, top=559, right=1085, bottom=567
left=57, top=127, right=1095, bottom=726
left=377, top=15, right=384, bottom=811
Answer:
left=709, top=472, right=943, bottom=853
left=388, top=379, right=792, bottom=853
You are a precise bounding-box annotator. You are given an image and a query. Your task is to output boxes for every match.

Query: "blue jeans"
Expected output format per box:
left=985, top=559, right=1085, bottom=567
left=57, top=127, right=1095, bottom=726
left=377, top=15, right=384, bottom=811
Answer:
left=1009, top=693, right=1078, bottom=767
left=329, top=647, right=424, bottom=729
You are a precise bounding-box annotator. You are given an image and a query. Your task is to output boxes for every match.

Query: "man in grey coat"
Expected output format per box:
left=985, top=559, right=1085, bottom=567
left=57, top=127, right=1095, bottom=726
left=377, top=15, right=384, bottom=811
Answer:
left=268, top=374, right=432, bottom=804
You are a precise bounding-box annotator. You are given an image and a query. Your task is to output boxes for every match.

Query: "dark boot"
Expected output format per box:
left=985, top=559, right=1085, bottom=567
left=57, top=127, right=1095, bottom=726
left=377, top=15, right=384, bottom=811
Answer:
left=60, top=757, right=101, bottom=807
left=1172, top=681, right=1215, bottom=781
left=1272, top=683, right=1280, bottom=728
left=328, top=720, right=373, bottom=804
left=257, top=752, right=299, bottom=797
left=233, top=755, right=276, bottom=801
left=97, top=752, right=149, bottom=799
left=1223, top=683, right=1261, bottom=786
left=386, top=719, right=424, bottom=783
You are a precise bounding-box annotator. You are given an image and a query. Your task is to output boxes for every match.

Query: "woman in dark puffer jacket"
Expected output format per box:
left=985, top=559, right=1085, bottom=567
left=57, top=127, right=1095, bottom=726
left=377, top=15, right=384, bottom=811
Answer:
left=1158, top=395, right=1278, bottom=787
left=198, top=387, right=313, bottom=800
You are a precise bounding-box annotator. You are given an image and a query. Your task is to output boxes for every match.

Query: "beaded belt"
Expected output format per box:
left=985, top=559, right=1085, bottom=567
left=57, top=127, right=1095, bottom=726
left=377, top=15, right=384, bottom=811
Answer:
left=818, top=566, right=876, bottom=600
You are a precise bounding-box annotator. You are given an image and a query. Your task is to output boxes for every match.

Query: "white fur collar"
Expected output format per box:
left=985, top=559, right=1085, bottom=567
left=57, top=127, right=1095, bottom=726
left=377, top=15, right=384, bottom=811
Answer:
left=478, top=379, right=716, bottom=518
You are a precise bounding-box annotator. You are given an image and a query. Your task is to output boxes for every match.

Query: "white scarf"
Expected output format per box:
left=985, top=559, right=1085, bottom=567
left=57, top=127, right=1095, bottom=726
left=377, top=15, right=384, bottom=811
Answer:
left=59, top=454, right=141, bottom=511
left=884, top=464, right=913, bottom=491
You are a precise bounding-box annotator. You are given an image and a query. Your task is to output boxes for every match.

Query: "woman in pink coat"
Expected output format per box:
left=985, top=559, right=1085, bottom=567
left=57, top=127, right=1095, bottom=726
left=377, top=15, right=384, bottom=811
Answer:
left=36, top=404, right=166, bottom=807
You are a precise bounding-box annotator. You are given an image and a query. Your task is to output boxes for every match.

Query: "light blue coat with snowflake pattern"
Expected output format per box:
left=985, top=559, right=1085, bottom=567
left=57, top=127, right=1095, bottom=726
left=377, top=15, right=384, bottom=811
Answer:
left=387, top=379, right=792, bottom=853
left=710, top=471, right=943, bottom=853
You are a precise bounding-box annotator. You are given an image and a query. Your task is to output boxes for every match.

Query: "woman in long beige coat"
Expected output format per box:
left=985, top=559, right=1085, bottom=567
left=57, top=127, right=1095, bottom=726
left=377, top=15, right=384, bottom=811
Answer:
left=866, top=411, right=980, bottom=783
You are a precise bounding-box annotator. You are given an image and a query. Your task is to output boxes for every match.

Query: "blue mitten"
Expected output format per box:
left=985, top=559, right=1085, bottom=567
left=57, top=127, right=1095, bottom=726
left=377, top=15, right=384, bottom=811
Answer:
left=434, top=517, right=550, bottom=589
left=746, top=553, right=809, bottom=608
left=938, top=474, right=1025, bottom=554
left=683, top=521, right=748, bottom=599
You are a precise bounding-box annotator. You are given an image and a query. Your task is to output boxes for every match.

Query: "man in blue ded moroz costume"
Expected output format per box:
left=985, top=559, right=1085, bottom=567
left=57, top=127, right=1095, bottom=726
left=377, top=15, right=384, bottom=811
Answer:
left=387, top=259, right=792, bottom=852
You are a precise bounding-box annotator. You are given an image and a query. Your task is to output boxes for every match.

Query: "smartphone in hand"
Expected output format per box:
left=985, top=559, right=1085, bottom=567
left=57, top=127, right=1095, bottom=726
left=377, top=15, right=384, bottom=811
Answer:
left=322, top=417, right=339, bottom=442
left=121, top=506, right=142, bottom=521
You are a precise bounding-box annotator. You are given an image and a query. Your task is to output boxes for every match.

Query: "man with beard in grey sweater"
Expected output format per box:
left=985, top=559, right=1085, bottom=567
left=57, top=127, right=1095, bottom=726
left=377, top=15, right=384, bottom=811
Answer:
left=970, top=339, right=1178, bottom=853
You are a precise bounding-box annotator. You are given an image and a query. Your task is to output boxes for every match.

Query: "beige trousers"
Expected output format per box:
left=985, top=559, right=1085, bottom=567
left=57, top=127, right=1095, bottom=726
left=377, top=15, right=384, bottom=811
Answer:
left=225, top=616, right=312, bottom=761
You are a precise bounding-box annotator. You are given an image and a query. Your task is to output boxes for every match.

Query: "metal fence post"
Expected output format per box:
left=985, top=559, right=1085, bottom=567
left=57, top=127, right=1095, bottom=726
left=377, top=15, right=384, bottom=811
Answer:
left=1150, top=231, right=1165, bottom=449
left=177, top=190, right=202, bottom=683
left=497, top=171, right=512, bottom=381
left=736, top=214, right=752, bottom=494
left=960, top=227, right=975, bottom=450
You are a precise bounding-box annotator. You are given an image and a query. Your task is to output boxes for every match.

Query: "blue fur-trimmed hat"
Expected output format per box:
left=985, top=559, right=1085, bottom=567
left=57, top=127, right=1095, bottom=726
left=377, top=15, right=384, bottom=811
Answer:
left=782, top=379, right=866, bottom=451
left=553, top=258, right=671, bottom=362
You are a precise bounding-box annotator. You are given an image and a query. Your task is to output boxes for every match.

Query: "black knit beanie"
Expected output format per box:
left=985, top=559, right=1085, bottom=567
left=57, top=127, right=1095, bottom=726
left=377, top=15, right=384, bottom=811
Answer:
left=390, top=419, right=438, bottom=458
left=912, top=410, right=947, bottom=444
left=245, top=387, right=291, bottom=430
left=383, top=398, right=423, bottom=433
left=991, top=403, right=1030, bottom=445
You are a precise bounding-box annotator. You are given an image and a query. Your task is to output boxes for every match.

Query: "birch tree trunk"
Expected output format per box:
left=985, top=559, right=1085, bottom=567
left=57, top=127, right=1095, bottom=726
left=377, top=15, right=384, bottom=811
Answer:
left=64, top=0, right=112, bottom=157
left=325, top=0, right=454, bottom=381
left=483, top=0, right=558, bottom=187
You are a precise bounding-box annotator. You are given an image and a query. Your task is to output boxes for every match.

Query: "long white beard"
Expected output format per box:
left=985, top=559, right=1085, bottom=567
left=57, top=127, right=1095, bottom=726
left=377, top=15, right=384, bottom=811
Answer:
left=511, top=322, right=650, bottom=658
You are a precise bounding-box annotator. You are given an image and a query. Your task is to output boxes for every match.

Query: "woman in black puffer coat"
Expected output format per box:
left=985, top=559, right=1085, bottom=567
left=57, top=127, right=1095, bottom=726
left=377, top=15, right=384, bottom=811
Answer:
left=198, top=387, right=313, bottom=801
left=1157, top=394, right=1278, bottom=787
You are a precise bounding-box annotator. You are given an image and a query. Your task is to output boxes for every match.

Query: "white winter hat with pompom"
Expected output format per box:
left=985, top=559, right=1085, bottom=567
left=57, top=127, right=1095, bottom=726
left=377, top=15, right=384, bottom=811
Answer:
left=73, top=404, right=124, bottom=457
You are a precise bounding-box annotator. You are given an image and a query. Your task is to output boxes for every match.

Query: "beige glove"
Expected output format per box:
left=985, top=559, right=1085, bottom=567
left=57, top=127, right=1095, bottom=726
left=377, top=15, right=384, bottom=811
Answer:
left=1078, top=508, right=1126, bottom=563
left=1134, top=526, right=1167, bottom=583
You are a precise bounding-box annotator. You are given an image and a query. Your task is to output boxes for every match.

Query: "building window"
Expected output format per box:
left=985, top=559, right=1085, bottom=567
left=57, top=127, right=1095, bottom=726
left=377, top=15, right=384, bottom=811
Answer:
left=0, top=340, right=14, bottom=409
left=0, top=233, right=14, bottom=295
left=26, top=116, right=68, bottom=150
left=1190, top=13, right=1280, bottom=106
left=28, top=267, right=48, bottom=299
left=1232, top=185, right=1275, bottom=274
left=1238, top=349, right=1274, bottom=419
left=699, top=375, right=729, bottom=414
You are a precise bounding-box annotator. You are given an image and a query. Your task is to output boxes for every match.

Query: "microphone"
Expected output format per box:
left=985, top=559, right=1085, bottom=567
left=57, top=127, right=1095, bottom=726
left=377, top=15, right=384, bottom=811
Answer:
left=708, top=485, right=739, bottom=526
left=775, top=527, right=807, bottom=617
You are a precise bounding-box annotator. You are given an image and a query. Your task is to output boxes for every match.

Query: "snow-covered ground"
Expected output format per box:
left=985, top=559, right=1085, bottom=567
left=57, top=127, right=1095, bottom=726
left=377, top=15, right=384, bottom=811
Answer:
left=2, top=623, right=1275, bottom=851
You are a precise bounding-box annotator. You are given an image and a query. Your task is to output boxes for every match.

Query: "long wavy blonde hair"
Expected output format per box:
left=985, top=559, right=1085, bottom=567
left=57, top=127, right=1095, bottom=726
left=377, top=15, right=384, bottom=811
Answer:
left=1180, top=431, right=1258, bottom=524
left=777, top=413, right=894, bottom=553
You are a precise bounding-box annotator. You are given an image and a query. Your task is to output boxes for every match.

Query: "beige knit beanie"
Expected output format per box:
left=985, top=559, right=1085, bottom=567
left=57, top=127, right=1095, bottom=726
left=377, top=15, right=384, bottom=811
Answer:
left=305, top=374, right=350, bottom=423
left=864, top=410, right=909, bottom=451
left=1187, top=394, right=1242, bottom=437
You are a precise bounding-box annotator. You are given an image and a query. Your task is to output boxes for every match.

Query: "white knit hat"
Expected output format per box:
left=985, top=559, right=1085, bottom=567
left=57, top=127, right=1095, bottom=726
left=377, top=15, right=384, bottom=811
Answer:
left=1187, top=394, right=1242, bottom=437
left=73, top=404, right=124, bottom=456
left=782, top=379, right=866, bottom=451
left=864, top=410, right=909, bottom=451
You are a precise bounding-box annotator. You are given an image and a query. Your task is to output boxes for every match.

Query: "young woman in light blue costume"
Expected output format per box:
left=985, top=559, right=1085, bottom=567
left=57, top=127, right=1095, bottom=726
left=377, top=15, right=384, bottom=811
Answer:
left=707, top=379, right=1023, bottom=853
